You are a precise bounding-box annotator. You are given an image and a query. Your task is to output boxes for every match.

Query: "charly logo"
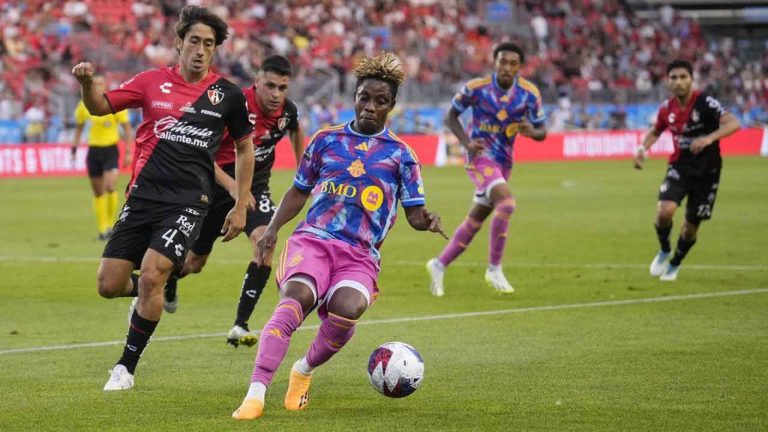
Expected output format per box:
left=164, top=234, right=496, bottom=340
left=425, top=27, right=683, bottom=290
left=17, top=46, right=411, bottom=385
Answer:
left=153, top=116, right=213, bottom=148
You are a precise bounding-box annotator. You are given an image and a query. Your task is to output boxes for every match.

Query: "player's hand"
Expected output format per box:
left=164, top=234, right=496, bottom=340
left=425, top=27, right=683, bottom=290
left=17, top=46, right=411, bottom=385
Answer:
left=221, top=203, right=247, bottom=242
left=71, top=62, right=95, bottom=86
left=464, top=139, right=484, bottom=157
left=690, top=136, right=713, bottom=155
left=229, top=189, right=256, bottom=211
left=425, top=210, right=448, bottom=239
left=518, top=119, right=534, bottom=137
left=123, top=152, right=132, bottom=168
left=70, top=148, right=77, bottom=167
left=633, top=146, right=647, bottom=170
left=255, top=227, right=278, bottom=266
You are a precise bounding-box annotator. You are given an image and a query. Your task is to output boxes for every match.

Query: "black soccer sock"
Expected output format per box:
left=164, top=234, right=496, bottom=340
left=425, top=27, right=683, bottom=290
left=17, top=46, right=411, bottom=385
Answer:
left=655, top=223, right=673, bottom=254
left=234, top=262, right=271, bottom=328
left=669, top=236, right=697, bottom=267
left=117, top=309, right=159, bottom=374
left=164, top=275, right=178, bottom=303
left=128, top=273, right=139, bottom=297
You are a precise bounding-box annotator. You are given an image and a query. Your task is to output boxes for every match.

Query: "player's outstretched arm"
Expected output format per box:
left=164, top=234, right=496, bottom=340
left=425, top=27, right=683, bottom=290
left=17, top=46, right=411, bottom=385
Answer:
left=634, top=128, right=661, bottom=170
left=404, top=206, right=447, bottom=239
left=255, top=186, right=310, bottom=265
left=71, top=62, right=112, bottom=116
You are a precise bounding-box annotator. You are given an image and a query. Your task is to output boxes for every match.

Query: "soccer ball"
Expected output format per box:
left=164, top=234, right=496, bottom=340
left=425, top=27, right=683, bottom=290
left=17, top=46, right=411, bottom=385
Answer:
left=367, top=341, right=424, bottom=398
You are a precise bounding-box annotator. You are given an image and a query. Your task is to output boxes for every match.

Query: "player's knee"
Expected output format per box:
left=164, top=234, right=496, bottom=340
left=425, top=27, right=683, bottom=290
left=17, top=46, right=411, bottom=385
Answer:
left=494, top=198, right=516, bottom=219
left=97, top=273, right=124, bottom=298
left=327, top=289, right=368, bottom=320
left=137, top=269, right=168, bottom=294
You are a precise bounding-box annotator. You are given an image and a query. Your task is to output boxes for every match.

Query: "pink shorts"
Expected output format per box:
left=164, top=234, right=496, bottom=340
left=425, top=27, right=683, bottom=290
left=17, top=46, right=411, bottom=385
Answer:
left=276, top=233, right=380, bottom=317
left=466, top=156, right=511, bottom=206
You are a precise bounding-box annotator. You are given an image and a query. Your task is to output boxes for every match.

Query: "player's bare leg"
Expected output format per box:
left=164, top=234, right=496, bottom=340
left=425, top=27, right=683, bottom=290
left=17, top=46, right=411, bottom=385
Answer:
left=651, top=200, right=677, bottom=276
left=233, top=279, right=315, bottom=420
left=97, top=258, right=137, bottom=298
left=104, top=250, right=173, bottom=390
left=484, top=183, right=516, bottom=293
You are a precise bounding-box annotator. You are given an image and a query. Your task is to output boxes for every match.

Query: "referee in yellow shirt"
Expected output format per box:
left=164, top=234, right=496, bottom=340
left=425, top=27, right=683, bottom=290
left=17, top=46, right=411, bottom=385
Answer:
left=72, top=74, right=134, bottom=240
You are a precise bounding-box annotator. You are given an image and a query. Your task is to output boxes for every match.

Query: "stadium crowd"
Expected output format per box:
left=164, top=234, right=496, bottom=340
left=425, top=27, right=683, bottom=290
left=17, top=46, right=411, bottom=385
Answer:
left=1, top=0, right=766, bottom=142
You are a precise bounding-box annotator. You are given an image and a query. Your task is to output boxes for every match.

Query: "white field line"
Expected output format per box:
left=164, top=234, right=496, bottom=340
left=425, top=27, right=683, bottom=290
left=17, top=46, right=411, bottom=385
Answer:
left=0, top=255, right=765, bottom=272
left=1, top=288, right=766, bottom=356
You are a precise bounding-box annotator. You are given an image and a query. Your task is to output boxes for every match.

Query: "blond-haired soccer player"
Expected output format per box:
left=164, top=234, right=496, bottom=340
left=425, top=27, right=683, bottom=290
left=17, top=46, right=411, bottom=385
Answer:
left=232, top=52, right=445, bottom=420
left=72, top=74, right=133, bottom=240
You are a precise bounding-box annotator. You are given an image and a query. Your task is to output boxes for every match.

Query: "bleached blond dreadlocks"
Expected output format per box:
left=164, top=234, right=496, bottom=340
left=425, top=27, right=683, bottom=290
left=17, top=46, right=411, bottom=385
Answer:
left=353, top=52, right=405, bottom=99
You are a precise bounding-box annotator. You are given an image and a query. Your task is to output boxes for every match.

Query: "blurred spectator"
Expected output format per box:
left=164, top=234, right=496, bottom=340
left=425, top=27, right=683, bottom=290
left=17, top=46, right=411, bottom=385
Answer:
left=0, top=0, right=765, bottom=140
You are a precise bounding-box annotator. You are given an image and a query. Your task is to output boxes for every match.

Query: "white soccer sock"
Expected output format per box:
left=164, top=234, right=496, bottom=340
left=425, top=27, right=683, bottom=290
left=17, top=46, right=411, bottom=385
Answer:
left=246, top=381, right=266, bottom=401
left=293, top=357, right=315, bottom=376
left=488, top=264, right=501, bottom=272
left=434, top=259, right=446, bottom=271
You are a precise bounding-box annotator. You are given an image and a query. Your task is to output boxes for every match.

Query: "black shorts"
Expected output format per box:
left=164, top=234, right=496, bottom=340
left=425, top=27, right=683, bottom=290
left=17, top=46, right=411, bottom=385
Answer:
left=190, top=188, right=276, bottom=255
left=86, top=145, right=119, bottom=178
left=658, top=166, right=721, bottom=223
left=102, top=196, right=206, bottom=270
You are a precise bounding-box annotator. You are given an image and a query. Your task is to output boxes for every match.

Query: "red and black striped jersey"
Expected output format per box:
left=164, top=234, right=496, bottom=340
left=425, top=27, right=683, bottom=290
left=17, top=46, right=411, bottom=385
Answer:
left=654, top=91, right=727, bottom=175
left=105, top=65, right=252, bottom=206
left=216, top=86, right=298, bottom=191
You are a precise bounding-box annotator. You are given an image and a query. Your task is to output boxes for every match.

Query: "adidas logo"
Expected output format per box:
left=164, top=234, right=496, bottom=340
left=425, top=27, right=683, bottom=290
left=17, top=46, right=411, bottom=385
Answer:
left=355, top=142, right=369, bottom=152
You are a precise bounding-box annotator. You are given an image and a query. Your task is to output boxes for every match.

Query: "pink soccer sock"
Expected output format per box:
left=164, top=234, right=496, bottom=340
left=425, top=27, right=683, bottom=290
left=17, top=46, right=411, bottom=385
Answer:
left=305, top=313, right=358, bottom=368
left=438, top=217, right=482, bottom=266
left=250, top=298, right=304, bottom=385
left=489, top=198, right=516, bottom=266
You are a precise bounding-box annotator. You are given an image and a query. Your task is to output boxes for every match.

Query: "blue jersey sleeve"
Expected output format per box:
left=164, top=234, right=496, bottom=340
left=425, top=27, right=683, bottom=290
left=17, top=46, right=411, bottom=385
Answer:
left=293, top=137, right=321, bottom=191
left=527, top=90, right=546, bottom=127
left=398, top=146, right=426, bottom=207
left=451, top=83, right=477, bottom=114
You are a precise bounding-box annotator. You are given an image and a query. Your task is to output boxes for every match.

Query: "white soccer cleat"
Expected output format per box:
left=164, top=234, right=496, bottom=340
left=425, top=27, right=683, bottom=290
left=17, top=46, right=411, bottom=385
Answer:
left=426, top=258, right=445, bottom=297
left=103, top=364, right=134, bottom=391
left=649, top=251, right=671, bottom=276
left=227, top=325, right=258, bottom=348
left=659, top=264, right=680, bottom=281
left=485, top=268, right=515, bottom=294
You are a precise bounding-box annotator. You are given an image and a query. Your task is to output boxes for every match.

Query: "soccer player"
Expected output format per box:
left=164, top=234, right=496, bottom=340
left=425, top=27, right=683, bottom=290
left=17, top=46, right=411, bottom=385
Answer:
left=71, top=74, right=134, bottom=240
left=426, top=42, right=547, bottom=296
left=72, top=5, right=254, bottom=391
left=231, top=52, right=445, bottom=420
left=162, top=55, right=304, bottom=348
left=633, top=59, right=740, bottom=281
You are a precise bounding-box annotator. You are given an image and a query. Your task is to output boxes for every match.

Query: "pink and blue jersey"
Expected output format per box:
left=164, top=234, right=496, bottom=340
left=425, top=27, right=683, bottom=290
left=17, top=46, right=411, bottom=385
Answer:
left=292, top=122, right=426, bottom=262
left=452, top=73, right=546, bottom=167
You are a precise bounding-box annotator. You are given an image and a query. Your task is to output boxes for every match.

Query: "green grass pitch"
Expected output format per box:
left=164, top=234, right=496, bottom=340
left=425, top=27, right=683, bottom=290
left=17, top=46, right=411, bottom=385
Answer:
left=1, top=157, right=766, bottom=431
